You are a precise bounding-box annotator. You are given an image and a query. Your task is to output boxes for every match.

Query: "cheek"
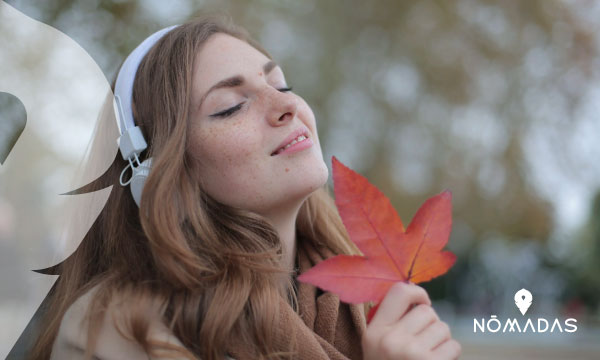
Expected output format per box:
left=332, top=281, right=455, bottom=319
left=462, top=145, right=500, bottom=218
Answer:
left=300, top=100, right=321, bottom=150
left=298, top=101, right=320, bottom=141
left=196, top=120, right=258, bottom=166
left=189, top=121, right=267, bottom=203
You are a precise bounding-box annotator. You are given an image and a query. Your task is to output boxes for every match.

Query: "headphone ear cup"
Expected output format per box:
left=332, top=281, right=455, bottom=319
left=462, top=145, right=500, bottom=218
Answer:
left=129, top=158, right=153, bottom=207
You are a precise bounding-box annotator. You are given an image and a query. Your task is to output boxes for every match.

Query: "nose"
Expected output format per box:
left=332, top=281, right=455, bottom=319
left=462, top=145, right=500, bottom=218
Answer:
left=264, top=87, right=298, bottom=127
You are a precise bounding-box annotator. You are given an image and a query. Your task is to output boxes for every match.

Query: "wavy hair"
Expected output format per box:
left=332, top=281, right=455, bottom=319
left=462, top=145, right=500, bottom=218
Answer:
left=30, top=14, right=361, bottom=360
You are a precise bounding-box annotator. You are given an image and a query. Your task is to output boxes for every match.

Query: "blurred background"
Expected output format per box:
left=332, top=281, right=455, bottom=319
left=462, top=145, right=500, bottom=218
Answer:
left=1, top=0, right=600, bottom=358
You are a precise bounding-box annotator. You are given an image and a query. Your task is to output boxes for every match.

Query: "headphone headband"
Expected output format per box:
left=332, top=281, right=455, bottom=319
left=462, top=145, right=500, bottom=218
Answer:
left=113, top=25, right=178, bottom=206
left=114, top=25, right=178, bottom=160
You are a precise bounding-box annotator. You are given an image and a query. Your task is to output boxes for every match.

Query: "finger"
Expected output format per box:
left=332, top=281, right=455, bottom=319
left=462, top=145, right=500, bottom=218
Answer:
left=430, top=338, right=462, bottom=360
left=394, top=304, right=439, bottom=336
left=369, top=282, right=431, bottom=328
left=414, top=320, right=451, bottom=350
left=381, top=306, right=439, bottom=353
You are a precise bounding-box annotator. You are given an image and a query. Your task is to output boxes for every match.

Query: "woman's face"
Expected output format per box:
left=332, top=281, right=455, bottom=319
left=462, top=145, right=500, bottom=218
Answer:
left=188, top=33, right=328, bottom=217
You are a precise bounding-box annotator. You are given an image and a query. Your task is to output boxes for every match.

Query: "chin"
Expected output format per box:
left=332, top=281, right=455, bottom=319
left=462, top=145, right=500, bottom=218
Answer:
left=255, top=158, right=328, bottom=217
left=302, top=156, right=329, bottom=194
left=269, top=152, right=329, bottom=209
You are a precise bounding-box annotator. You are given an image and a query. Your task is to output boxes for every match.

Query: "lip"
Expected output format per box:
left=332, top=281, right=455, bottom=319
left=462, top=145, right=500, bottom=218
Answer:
left=271, top=127, right=312, bottom=156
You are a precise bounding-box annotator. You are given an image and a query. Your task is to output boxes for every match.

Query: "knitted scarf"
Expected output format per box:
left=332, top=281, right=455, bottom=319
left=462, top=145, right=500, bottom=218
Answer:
left=228, top=237, right=366, bottom=359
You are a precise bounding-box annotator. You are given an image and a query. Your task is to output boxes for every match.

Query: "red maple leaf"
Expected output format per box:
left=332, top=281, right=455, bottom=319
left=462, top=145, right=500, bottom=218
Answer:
left=297, top=157, right=456, bottom=323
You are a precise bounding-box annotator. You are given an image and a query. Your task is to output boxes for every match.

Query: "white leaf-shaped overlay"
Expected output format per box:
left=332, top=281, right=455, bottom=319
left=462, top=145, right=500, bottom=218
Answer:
left=0, top=2, right=118, bottom=357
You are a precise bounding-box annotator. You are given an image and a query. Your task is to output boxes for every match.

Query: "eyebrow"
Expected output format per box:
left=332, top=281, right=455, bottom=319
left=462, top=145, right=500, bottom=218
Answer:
left=198, top=60, right=278, bottom=111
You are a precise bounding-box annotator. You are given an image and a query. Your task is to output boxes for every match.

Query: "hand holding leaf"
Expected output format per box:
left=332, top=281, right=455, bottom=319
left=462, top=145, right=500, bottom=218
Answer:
left=297, top=157, right=456, bottom=323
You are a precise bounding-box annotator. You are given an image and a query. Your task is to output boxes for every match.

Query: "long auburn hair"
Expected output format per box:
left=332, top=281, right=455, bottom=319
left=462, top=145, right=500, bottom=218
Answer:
left=30, top=15, right=361, bottom=360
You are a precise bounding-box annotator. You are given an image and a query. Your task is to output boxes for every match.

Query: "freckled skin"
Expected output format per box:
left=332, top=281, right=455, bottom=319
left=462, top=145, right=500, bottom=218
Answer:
left=187, top=33, right=328, bottom=218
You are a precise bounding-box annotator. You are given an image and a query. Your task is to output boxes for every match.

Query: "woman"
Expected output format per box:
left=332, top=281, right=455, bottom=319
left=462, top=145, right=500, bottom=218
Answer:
left=31, top=15, right=461, bottom=360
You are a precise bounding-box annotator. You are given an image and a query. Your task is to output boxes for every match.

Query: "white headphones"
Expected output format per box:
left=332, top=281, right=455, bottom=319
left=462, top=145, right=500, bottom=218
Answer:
left=113, top=25, right=178, bottom=207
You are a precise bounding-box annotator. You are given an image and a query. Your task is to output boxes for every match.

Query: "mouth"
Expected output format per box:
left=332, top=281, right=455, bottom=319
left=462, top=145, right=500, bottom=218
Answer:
left=271, top=128, right=311, bottom=156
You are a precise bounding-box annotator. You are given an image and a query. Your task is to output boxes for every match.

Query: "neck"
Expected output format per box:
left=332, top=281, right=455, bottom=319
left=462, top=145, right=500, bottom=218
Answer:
left=263, top=203, right=303, bottom=275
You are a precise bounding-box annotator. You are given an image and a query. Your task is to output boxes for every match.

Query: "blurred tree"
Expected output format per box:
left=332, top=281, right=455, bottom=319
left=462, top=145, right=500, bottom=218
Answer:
left=567, top=190, right=600, bottom=315
left=4, top=0, right=600, bottom=320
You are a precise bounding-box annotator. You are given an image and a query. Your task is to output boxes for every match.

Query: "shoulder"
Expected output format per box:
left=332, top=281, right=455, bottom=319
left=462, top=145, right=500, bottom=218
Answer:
left=51, top=284, right=189, bottom=360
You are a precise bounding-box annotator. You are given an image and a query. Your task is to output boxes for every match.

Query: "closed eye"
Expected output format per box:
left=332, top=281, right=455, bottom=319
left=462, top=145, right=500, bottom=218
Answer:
left=209, top=86, right=294, bottom=119
left=210, top=102, right=245, bottom=118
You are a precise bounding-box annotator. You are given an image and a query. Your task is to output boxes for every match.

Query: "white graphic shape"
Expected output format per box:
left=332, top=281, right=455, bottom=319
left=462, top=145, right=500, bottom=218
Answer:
left=514, top=288, right=533, bottom=315
left=0, top=1, right=117, bottom=357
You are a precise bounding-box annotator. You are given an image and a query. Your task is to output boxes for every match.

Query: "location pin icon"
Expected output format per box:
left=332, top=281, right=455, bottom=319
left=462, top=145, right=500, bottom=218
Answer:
left=514, top=288, right=533, bottom=315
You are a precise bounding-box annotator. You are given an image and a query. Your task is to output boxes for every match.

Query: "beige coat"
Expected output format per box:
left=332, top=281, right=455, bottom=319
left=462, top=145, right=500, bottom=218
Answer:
left=49, top=286, right=234, bottom=360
